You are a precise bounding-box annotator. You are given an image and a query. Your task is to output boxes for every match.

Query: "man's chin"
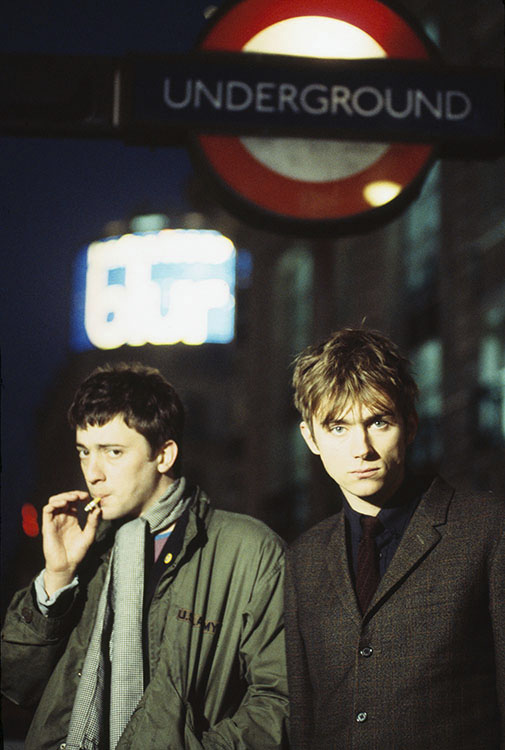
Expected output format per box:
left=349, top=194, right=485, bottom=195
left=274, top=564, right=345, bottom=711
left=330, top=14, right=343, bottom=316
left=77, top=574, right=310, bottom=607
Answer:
left=344, top=481, right=397, bottom=509
left=100, top=508, right=120, bottom=521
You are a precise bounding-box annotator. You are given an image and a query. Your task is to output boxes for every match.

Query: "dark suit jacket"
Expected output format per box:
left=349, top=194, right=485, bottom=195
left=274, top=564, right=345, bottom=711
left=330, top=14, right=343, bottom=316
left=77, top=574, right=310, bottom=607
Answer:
left=285, top=477, right=505, bottom=750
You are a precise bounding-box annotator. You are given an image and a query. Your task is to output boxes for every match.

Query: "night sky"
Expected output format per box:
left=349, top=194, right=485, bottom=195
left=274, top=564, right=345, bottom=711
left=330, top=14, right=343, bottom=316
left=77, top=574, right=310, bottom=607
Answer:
left=1, top=0, right=215, bottom=573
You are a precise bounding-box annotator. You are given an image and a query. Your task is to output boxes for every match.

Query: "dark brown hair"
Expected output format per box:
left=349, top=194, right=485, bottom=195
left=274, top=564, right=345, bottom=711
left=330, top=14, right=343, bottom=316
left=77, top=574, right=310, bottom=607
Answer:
left=68, top=362, right=184, bottom=472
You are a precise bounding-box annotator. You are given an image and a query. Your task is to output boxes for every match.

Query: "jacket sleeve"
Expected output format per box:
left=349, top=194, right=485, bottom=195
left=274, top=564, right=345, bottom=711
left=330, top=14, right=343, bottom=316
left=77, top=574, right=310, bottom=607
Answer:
left=489, top=529, right=505, bottom=748
left=283, top=550, right=314, bottom=750
left=1, top=580, right=79, bottom=707
left=200, top=539, right=289, bottom=750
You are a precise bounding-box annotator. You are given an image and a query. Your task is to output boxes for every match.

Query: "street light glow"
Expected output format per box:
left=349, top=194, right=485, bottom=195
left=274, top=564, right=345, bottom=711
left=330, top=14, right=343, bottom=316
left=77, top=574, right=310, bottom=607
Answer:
left=363, top=180, right=402, bottom=206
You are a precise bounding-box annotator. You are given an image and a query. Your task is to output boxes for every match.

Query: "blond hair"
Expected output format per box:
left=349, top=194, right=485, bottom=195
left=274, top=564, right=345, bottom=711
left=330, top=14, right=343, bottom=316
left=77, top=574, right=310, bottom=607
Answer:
left=293, top=328, right=418, bottom=430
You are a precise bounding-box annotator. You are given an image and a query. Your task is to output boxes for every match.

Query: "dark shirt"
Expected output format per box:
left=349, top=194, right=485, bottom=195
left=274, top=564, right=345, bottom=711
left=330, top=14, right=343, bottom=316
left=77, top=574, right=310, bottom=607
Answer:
left=343, top=475, right=428, bottom=581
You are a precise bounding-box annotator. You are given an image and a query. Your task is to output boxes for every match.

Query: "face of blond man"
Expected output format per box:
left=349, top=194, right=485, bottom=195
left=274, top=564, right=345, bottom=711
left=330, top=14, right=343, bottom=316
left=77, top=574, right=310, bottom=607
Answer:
left=300, top=396, right=417, bottom=513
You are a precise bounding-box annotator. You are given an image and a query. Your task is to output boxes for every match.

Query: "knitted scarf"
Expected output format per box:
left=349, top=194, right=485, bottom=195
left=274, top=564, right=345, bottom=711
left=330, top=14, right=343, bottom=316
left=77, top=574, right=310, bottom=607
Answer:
left=65, top=477, right=191, bottom=750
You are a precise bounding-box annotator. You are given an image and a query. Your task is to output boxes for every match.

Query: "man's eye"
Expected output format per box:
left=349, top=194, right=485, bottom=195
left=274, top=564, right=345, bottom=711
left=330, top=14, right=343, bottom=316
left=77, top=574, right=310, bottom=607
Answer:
left=330, top=425, right=345, bottom=434
left=373, top=419, right=388, bottom=428
left=77, top=449, right=88, bottom=458
left=107, top=449, right=122, bottom=457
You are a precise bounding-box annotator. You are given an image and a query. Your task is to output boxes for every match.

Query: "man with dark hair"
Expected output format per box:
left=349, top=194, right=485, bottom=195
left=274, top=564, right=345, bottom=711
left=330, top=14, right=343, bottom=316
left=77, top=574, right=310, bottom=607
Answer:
left=285, top=328, right=504, bottom=749
left=2, top=363, right=288, bottom=750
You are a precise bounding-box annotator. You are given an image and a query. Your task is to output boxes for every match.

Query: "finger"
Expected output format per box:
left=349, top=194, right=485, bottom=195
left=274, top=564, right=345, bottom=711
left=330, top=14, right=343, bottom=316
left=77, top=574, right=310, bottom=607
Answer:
left=42, top=505, right=82, bottom=534
left=42, top=503, right=80, bottom=521
left=47, top=490, right=89, bottom=506
left=82, top=506, right=102, bottom=544
left=44, top=491, right=90, bottom=515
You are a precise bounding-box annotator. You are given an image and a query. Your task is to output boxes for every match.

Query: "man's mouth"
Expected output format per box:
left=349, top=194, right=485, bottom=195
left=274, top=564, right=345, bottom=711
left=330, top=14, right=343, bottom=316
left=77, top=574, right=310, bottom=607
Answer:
left=351, top=468, right=379, bottom=477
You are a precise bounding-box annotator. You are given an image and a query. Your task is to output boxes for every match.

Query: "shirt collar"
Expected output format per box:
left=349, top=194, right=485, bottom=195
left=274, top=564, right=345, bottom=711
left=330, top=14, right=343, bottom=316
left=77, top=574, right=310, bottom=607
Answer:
left=342, top=473, right=426, bottom=540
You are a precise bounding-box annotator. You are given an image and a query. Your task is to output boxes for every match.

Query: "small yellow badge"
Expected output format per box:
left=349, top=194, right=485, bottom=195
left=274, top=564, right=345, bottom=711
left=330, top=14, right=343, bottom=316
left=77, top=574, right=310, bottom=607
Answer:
left=164, top=552, right=173, bottom=565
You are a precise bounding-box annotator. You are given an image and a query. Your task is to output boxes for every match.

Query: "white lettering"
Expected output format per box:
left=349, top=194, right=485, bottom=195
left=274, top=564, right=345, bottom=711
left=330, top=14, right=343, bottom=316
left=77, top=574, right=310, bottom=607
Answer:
left=278, top=83, right=300, bottom=113
left=162, top=76, right=474, bottom=126
left=352, top=87, right=384, bottom=117
left=226, top=81, right=253, bottom=111
left=194, top=79, right=223, bottom=109
left=384, top=88, right=413, bottom=119
left=300, top=84, right=328, bottom=115
left=415, top=90, right=442, bottom=119
left=163, top=78, right=192, bottom=109
left=83, top=231, right=235, bottom=349
left=445, top=90, right=472, bottom=120
left=149, top=279, right=232, bottom=346
left=331, top=86, right=353, bottom=115
left=256, top=82, right=276, bottom=112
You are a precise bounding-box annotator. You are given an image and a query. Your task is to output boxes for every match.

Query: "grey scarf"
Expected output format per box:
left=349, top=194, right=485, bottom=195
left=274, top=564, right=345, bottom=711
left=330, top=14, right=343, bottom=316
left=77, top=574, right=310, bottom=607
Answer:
left=66, top=477, right=191, bottom=750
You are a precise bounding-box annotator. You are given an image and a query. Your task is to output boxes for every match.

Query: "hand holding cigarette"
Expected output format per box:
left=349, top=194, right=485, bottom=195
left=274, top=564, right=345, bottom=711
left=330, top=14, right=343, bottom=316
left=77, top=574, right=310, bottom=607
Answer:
left=42, top=491, right=102, bottom=595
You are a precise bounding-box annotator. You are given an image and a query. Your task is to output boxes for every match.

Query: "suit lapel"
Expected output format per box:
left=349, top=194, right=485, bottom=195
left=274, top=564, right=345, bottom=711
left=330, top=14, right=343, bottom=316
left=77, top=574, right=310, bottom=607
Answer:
left=325, top=512, right=362, bottom=624
left=369, top=476, right=454, bottom=612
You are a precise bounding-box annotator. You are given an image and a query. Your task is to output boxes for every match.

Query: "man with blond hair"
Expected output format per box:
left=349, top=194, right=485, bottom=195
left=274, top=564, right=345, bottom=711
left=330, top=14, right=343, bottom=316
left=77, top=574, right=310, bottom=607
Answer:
left=285, top=328, right=504, bottom=750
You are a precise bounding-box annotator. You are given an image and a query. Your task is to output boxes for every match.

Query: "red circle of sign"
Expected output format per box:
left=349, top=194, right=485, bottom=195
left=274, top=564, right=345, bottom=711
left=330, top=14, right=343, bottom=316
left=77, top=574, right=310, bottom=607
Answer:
left=196, top=0, right=435, bottom=222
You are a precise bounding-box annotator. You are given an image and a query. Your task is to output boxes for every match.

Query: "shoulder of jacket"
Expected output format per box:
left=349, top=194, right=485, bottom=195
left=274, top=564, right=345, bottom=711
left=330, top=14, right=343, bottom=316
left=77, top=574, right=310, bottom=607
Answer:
left=422, top=475, right=505, bottom=530
left=205, top=507, right=285, bottom=550
left=288, top=513, right=341, bottom=554
left=449, top=485, right=505, bottom=520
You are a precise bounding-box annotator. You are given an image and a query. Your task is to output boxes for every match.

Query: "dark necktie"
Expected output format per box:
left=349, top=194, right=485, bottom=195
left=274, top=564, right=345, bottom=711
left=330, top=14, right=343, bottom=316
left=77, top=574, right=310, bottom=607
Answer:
left=356, top=515, right=383, bottom=614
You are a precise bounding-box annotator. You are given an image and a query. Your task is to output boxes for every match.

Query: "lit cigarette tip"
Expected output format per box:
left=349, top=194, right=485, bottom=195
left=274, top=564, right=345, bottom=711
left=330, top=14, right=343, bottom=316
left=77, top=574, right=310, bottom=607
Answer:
left=84, top=497, right=101, bottom=512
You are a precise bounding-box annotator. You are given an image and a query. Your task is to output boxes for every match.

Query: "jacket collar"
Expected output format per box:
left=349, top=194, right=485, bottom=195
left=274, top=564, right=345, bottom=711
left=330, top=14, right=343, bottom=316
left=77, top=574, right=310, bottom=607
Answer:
left=325, top=475, right=454, bottom=622
left=373, top=476, right=453, bottom=607
left=162, top=484, right=210, bottom=573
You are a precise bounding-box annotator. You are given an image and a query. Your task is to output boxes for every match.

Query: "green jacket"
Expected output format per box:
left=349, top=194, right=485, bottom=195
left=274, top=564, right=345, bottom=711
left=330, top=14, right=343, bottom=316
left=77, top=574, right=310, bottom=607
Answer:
left=2, top=487, right=289, bottom=749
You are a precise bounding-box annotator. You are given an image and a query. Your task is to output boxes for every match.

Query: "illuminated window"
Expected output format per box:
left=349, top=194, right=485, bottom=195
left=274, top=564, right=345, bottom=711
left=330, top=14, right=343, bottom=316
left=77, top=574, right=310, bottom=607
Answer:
left=403, top=163, right=441, bottom=294
left=409, top=338, right=443, bottom=468
left=478, top=328, right=505, bottom=441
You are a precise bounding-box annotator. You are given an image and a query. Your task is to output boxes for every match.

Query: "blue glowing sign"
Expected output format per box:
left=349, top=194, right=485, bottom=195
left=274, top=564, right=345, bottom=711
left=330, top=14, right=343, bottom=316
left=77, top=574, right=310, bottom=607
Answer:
left=71, top=229, right=236, bottom=350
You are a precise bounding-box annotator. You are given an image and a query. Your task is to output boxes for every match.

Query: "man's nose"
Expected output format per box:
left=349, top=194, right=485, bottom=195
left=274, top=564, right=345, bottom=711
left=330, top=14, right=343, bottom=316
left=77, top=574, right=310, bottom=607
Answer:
left=350, top=426, right=372, bottom=458
left=84, top=454, right=105, bottom=483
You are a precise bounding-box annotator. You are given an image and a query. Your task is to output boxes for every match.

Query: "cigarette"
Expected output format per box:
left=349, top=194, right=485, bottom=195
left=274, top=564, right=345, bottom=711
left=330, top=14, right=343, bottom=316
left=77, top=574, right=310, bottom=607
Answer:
left=84, top=497, right=101, bottom=512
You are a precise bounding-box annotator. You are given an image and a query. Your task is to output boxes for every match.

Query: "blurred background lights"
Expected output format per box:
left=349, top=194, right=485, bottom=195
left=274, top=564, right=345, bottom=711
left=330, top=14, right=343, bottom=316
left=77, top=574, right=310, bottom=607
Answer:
left=72, top=228, right=236, bottom=350
left=363, top=180, right=402, bottom=206
left=21, top=503, right=39, bottom=538
left=130, top=213, right=170, bottom=232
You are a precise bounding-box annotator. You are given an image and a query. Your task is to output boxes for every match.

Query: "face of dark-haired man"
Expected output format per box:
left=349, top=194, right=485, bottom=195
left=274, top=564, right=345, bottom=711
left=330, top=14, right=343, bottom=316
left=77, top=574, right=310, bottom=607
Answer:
left=76, top=415, right=178, bottom=520
left=300, top=393, right=417, bottom=515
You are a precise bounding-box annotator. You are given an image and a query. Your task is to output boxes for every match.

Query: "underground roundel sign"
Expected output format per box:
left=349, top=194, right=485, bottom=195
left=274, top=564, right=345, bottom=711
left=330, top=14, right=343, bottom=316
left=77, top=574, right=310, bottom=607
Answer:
left=193, top=0, right=438, bottom=231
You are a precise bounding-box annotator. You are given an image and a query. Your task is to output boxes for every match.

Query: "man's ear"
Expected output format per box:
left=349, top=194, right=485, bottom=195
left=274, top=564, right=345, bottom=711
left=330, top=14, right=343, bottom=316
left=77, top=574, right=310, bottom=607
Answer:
left=156, top=440, right=178, bottom=474
left=406, top=411, right=419, bottom=446
left=300, top=422, right=320, bottom=455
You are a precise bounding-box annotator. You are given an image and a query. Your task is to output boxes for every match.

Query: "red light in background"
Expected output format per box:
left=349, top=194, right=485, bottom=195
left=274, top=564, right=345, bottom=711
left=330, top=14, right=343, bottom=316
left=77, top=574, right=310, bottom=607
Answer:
left=22, top=503, right=40, bottom=537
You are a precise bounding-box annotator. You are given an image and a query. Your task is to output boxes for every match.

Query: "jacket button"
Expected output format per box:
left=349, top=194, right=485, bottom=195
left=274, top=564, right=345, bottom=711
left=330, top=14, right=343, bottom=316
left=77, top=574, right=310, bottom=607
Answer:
left=356, top=711, right=368, bottom=723
left=21, top=607, right=33, bottom=623
left=59, top=744, right=67, bottom=749
left=359, top=646, right=373, bottom=657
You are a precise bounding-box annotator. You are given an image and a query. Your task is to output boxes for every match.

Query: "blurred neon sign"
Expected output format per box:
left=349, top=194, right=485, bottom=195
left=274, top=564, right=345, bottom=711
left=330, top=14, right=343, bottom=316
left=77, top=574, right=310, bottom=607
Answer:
left=72, top=229, right=236, bottom=350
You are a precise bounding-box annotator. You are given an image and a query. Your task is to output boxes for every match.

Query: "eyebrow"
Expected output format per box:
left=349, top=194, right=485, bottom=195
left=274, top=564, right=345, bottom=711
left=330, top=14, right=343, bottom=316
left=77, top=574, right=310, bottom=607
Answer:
left=75, top=442, right=127, bottom=449
left=325, top=410, right=396, bottom=427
